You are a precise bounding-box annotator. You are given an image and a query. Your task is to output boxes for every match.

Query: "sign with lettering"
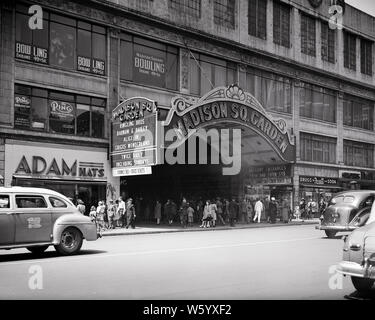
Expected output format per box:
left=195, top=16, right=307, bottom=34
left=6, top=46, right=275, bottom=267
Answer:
left=112, top=166, right=152, bottom=177
left=163, top=84, right=295, bottom=163
left=14, top=94, right=31, bottom=129
left=77, top=56, right=105, bottom=75
left=4, top=141, right=109, bottom=184
left=133, top=45, right=166, bottom=87
left=111, top=97, right=157, bottom=176
left=299, top=176, right=338, bottom=186
left=15, top=42, right=48, bottom=64
left=246, top=165, right=292, bottom=184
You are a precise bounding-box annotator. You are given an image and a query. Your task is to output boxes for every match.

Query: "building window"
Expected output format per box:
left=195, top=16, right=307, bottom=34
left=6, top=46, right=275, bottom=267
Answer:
left=360, top=38, right=373, bottom=76
left=343, top=94, right=374, bottom=131
left=300, top=83, right=336, bottom=123
left=120, top=34, right=178, bottom=91
left=273, top=1, right=290, bottom=48
left=14, top=84, right=106, bottom=138
left=214, top=0, right=236, bottom=29
left=301, top=14, right=316, bottom=56
left=321, top=21, right=335, bottom=63
left=246, top=68, right=291, bottom=113
left=168, top=0, right=201, bottom=17
left=15, top=4, right=106, bottom=75
left=344, top=140, right=374, bottom=168
left=344, top=31, right=356, bottom=71
left=248, top=0, right=267, bottom=39
left=189, top=53, right=237, bottom=96
left=300, top=133, right=336, bottom=164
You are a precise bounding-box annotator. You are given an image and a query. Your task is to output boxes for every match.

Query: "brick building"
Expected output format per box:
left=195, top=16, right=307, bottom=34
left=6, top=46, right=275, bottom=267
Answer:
left=1, top=0, right=375, bottom=212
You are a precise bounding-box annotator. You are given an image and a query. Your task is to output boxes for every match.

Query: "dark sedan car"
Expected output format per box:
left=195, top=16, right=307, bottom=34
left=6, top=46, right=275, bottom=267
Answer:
left=316, top=190, right=375, bottom=238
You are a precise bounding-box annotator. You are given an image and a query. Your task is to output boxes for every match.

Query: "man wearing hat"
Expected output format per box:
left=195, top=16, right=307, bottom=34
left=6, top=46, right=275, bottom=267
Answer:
left=269, top=197, right=278, bottom=224
left=125, top=198, right=136, bottom=229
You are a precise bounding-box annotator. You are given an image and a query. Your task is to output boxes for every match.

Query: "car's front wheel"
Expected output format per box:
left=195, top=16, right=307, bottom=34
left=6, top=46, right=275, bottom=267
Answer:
left=351, top=276, right=374, bottom=294
left=325, top=230, right=337, bottom=238
left=54, top=227, right=83, bottom=255
left=27, top=245, right=49, bottom=255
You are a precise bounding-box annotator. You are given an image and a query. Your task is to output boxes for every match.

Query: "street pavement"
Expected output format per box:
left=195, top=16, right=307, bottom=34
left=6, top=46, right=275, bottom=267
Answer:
left=0, top=224, right=364, bottom=300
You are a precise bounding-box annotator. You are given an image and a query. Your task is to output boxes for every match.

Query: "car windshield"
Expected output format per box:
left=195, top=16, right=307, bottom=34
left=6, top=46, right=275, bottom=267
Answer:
left=367, top=202, right=375, bottom=225
left=329, top=195, right=355, bottom=205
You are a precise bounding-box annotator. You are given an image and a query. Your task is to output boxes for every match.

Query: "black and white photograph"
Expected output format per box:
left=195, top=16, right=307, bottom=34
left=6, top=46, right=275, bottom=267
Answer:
left=1, top=0, right=375, bottom=310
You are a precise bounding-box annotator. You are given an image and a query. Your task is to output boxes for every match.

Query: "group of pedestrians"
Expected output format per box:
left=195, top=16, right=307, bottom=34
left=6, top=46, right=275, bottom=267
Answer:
left=75, top=196, right=137, bottom=233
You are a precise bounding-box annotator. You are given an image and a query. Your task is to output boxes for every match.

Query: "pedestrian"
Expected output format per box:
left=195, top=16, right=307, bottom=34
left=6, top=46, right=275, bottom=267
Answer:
left=187, top=203, right=195, bottom=227
left=253, top=198, right=263, bottom=223
left=117, top=196, right=126, bottom=227
left=125, top=198, right=136, bottom=229
left=94, top=201, right=105, bottom=232
left=224, top=198, right=230, bottom=223
left=76, top=199, right=86, bottom=215
left=269, top=197, right=278, bottom=224
left=281, top=198, right=290, bottom=223
left=210, top=199, right=217, bottom=227
left=241, top=198, right=247, bottom=223
left=216, top=197, right=226, bottom=225
left=179, top=198, right=188, bottom=228
left=164, top=199, right=173, bottom=225
left=299, top=198, right=306, bottom=219
left=101, top=200, right=108, bottom=229
left=171, top=200, right=177, bottom=224
left=319, top=195, right=327, bottom=217
left=228, top=197, right=239, bottom=227
left=107, top=199, right=116, bottom=229
left=113, top=199, right=121, bottom=227
left=154, top=200, right=162, bottom=225
left=246, top=200, right=253, bottom=223
left=197, top=198, right=204, bottom=223
left=200, top=200, right=212, bottom=228
left=89, top=205, right=96, bottom=223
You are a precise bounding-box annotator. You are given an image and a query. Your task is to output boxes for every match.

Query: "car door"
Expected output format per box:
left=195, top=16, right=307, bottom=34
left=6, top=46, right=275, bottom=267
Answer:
left=0, top=193, right=15, bottom=245
left=14, top=194, right=52, bottom=244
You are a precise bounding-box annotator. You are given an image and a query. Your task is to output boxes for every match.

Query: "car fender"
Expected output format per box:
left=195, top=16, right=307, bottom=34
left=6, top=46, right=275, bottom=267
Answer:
left=52, top=214, right=98, bottom=244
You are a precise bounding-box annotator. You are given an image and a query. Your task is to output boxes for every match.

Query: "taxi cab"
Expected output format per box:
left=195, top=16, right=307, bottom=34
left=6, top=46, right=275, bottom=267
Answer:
left=0, top=187, right=98, bottom=255
left=337, top=202, right=375, bottom=294
left=316, top=190, right=375, bottom=238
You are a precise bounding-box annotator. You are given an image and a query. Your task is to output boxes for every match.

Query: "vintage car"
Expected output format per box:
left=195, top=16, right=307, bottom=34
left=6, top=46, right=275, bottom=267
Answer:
left=316, top=190, right=375, bottom=238
left=0, top=187, right=98, bottom=255
left=336, top=204, right=375, bottom=294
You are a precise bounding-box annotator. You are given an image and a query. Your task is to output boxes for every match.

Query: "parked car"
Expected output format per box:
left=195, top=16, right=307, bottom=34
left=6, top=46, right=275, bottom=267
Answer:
left=336, top=203, right=375, bottom=294
left=0, top=187, right=98, bottom=255
left=316, top=190, right=375, bottom=238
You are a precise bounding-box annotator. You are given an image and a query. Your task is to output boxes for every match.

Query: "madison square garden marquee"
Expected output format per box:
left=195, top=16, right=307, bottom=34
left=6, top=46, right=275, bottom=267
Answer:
left=111, top=84, right=296, bottom=204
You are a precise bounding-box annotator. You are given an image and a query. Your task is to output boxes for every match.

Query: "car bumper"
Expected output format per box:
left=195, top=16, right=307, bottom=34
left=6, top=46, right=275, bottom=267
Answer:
left=336, top=261, right=375, bottom=279
left=315, top=224, right=356, bottom=231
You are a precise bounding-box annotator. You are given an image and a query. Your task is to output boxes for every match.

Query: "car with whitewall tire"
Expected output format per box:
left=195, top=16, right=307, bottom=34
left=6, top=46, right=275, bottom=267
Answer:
left=0, top=187, right=98, bottom=255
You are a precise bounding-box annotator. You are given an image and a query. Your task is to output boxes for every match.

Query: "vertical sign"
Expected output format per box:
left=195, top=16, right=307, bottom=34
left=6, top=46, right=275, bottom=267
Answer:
left=111, top=97, right=157, bottom=176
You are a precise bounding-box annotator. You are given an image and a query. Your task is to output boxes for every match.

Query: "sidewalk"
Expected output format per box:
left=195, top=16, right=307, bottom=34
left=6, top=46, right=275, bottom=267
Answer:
left=101, top=219, right=320, bottom=237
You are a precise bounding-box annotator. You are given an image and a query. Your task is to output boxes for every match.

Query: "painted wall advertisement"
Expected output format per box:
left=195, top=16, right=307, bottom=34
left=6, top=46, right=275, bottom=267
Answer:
left=111, top=97, right=157, bottom=176
left=133, top=45, right=166, bottom=88
left=15, top=42, right=48, bottom=64
left=77, top=56, right=105, bottom=75
left=14, top=94, right=31, bottom=128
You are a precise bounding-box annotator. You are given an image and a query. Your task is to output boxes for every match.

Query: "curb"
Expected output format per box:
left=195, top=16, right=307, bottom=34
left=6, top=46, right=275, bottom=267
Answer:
left=101, top=220, right=319, bottom=237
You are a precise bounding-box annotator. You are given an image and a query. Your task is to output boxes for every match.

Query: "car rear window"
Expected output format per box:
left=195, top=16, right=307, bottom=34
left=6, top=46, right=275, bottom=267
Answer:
left=0, top=195, right=10, bottom=208
left=49, top=197, right=67, bottom=208
left=15, top=195, right=47, bottom=208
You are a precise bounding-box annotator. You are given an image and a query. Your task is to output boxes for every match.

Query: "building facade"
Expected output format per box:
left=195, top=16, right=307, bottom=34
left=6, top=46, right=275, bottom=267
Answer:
left=1, top=0, right=375, bottom=214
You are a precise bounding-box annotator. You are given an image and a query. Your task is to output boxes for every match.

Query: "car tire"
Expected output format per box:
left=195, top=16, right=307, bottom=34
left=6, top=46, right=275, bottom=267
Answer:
left=325, top=230, right=337, bottom=238
left=54, top=227, right=83, bottom=255
left=351, top=276, right=374, bottom=294
left=27, top=245, right=49, bottom=255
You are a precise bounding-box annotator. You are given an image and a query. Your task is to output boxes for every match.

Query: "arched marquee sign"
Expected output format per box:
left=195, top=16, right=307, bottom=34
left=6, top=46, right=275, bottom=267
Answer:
left=162, top=84, right=295, bottom=163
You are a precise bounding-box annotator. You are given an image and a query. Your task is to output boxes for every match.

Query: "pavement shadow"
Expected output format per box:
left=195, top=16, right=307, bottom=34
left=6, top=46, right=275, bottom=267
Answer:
left=345, top=290, right=375, bottom=300
left=0, top=249, right=106, bottom=263
left=321, top=235, right=343, bottom=240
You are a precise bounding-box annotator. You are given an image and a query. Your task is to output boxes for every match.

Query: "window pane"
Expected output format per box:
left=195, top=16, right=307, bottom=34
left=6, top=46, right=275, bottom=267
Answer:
left=33, top=23, right=49, bottom=49
left=31, top=96, right=48, bottom=131
left=16, top=13, right=32, bottom=44
left=77, top=104, right=90, bottom=137
left=91, top=98, right=106, bottom=107
left=49, top=197, right=68, bottom=208
left=50, top=22, right=76, bottom=69
left=49, top=99, right=76, bottom=134
left=15, top=196, right=47, bottom=208
left=0, top=195, right=10, bottom=209
left=190, top=57, right=200, bottom=95
left=77, top=29, right=92, bottom=57
left=166, top=51, right=178, bottom=90
left=92, top=33, right=106, bottom=60
left=14, top=93, right=31, bottom=129
left=92, top=109, right=105, bottom=138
